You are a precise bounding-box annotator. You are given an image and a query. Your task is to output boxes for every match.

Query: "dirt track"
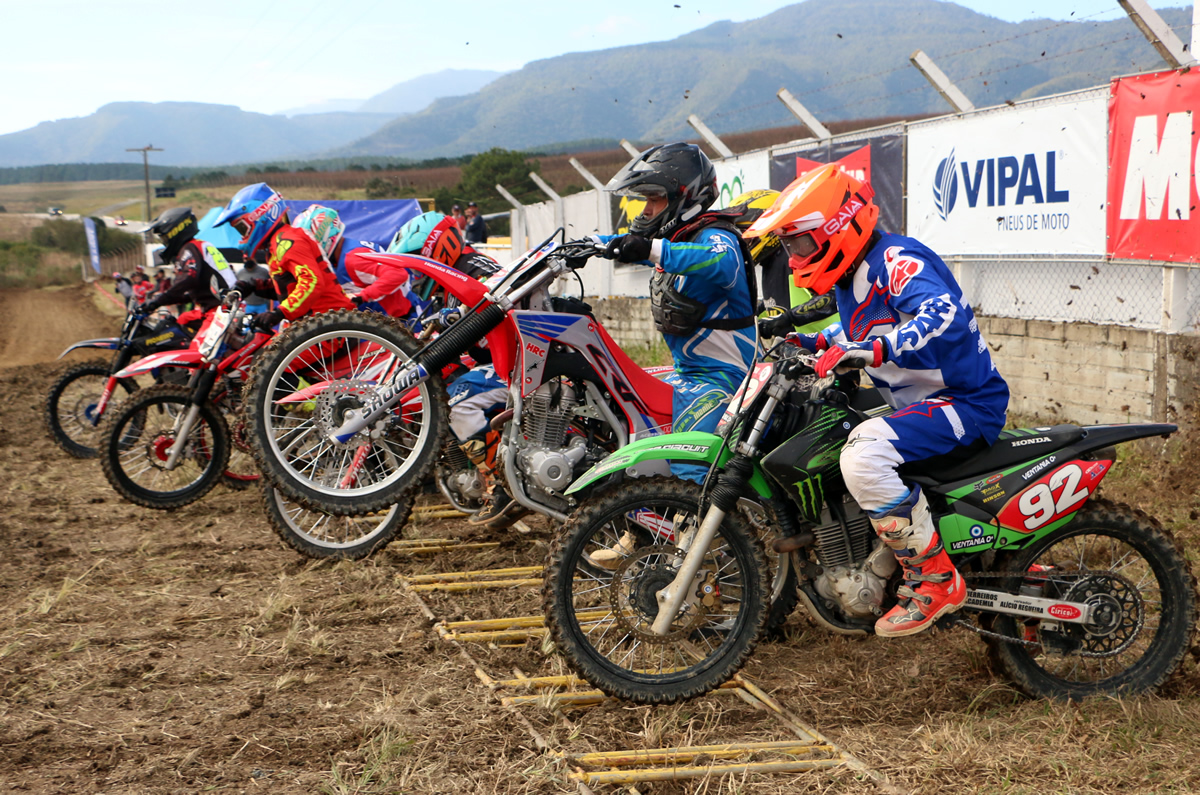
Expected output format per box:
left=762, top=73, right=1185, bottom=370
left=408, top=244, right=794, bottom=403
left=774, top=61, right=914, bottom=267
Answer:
left=0, top=284, right=121, bottom=368
left=3, top=286, right=1200, bottom=793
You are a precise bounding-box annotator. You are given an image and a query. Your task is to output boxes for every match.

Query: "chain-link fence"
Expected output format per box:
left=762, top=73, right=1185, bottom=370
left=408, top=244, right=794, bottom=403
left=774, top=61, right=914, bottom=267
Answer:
left=953, top=255, right=1200, bottom=332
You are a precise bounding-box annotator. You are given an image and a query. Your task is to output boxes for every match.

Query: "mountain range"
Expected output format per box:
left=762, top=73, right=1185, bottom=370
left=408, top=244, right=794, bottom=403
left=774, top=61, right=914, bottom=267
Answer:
left=0, top=0, right=1187, bottom=168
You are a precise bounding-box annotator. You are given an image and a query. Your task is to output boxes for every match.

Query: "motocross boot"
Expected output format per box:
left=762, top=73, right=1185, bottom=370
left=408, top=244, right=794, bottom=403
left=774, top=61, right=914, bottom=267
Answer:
left=871, top=488, right=967, bottom=638
left=588, top=531, right=639, bottom=570
left=462, top=433, right=530, bottom=530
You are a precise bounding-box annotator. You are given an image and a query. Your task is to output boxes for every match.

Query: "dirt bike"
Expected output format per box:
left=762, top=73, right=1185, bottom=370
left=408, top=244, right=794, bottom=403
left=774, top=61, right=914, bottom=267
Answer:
left=543, top=343, right=1197, bottom=704
left=98, top=294, right=270, bottom=509
left=45, top=301, right=191, bottom=458
left=261, top=482, right=413, bottom=560
left=242, top=236, right=679, bottom=518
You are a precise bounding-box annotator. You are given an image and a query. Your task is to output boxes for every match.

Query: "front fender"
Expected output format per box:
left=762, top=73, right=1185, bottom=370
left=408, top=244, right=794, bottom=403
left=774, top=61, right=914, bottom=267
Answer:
left=58, top=337, right=120, bottom=359
left=566, top=431, right=774, bottom=499
left=114, top=349, right=202, bottom=379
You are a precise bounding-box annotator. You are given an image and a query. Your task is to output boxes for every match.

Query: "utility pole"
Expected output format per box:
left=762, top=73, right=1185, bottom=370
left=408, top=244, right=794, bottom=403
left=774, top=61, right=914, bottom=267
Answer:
left=126, top=144, right=163, bottom=222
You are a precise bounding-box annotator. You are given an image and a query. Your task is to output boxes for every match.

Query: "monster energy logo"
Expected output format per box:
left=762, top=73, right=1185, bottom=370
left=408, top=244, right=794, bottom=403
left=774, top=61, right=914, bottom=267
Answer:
left=792, top=473, right=824, bottom=521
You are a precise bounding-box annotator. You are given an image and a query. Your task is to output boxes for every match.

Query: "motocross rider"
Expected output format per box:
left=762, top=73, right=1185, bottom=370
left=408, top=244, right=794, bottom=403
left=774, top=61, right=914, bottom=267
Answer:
left=743, top=163, right=1010, bottom=637
left=139, top=207, right=239, bottom=341
left=214, top=184, right=355, bottom=334
left=362, top=211, right=517, bottom=529
left=590, top=143, right=756, bottom=564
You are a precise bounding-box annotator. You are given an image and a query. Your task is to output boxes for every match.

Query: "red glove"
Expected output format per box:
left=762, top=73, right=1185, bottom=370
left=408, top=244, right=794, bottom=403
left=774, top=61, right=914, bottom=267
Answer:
left=814, top=339, right=885, bottom=378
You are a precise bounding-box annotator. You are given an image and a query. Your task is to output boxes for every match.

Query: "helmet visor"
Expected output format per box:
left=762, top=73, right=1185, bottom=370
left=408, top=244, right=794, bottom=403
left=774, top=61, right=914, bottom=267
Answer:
left=614, top=183, right=668, bottom=200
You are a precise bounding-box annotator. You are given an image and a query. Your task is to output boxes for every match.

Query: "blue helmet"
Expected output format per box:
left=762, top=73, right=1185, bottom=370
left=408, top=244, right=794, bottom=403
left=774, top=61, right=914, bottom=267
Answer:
left=215, top=183, right=286, bottom=256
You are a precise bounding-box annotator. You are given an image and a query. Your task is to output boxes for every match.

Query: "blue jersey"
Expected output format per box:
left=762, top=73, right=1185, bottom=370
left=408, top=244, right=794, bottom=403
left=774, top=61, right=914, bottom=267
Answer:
left=600, top=227, right=755, bottom=391
left=833, top=233, right=1009, bottom=436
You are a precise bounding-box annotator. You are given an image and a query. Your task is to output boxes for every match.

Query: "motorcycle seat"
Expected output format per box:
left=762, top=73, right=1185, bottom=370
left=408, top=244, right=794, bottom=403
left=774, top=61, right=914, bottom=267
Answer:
left=592, top=323, right=675, bottom=421
left=912, top=424, right=1087, bottom=484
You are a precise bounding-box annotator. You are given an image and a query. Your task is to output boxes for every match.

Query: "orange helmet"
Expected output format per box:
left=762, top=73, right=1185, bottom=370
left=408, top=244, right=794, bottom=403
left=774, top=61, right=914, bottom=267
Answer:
left=744, top=164, right=878, bottom=295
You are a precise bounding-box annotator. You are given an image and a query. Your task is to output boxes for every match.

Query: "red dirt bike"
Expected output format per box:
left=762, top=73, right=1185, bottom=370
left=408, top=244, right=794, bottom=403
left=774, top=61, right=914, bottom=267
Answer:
left=45, top=301, right=191, bottom=458
left=242, top=236, right=678, bottom=518
left=98, top=294, right=270, bottom=509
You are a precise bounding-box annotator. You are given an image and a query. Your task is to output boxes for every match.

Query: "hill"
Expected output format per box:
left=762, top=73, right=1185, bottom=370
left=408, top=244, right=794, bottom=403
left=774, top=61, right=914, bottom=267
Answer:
left=0, top=102, right=398, bottom=168
left=336, top=0, right=1187, bottom=159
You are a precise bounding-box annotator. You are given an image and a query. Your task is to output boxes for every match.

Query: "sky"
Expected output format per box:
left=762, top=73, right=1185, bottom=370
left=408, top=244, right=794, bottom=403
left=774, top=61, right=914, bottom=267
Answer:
left=0, top=0, right=1183, bottom=138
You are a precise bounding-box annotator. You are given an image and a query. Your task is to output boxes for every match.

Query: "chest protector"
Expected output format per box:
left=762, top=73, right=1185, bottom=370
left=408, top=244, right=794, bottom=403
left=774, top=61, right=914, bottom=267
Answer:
left=650, top=214, right=757, bottom=336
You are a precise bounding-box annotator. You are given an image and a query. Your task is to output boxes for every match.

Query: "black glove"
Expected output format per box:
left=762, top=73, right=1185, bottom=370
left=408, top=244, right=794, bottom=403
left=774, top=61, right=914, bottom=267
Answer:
left=791, top=293, right=837, bottom=326
left=231, top=280, right=258, bottom=297
left=140, top=296, right=162, bottom=314
left=758, top=311, right=795, bottom=338
left=350, top=294, right=364, bottom=307
left=603, top=234, right=652, bottom=263
left=252, top=309, right=283, bottom=334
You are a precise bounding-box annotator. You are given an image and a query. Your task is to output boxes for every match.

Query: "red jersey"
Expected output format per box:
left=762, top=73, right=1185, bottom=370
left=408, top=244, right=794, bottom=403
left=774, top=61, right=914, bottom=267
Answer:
left=267, top=226, right=355, bottom=320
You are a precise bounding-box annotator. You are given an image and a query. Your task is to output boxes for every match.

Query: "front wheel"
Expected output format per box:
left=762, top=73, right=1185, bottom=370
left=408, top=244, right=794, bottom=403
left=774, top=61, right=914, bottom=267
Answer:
left=261, top=482, right=412, bottom=560
left=45, top=360, right=138, bottom=458
left=99, top=384, right=230, bottom=510
left=543, top=477, right=769, bottom=704
left=243, top=309, right=448, bottom=515
left=986, top=500, right=1197, bottom=699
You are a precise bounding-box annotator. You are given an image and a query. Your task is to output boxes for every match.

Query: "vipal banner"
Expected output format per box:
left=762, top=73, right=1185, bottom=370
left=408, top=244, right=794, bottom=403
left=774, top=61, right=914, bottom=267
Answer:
left=1108, top=69, right=1200, bottom=262
left=82, top=217, right=101, bottom=274
left=908, top=95, right=1107, bottom=255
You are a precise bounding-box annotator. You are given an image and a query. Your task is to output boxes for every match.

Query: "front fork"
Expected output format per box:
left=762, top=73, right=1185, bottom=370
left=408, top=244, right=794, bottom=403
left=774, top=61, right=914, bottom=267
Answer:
left=650, top=393, right=780, bottom=635
left=94, top=347, right=137, bottom=425
left=164, top=368, right=217, bottom=470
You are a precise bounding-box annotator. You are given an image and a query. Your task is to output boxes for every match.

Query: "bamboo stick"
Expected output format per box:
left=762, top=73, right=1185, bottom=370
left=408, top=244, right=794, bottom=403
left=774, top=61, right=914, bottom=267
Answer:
left=571, top=740, right=831, bottom=767
left=572, top=758, right=844, bottom=785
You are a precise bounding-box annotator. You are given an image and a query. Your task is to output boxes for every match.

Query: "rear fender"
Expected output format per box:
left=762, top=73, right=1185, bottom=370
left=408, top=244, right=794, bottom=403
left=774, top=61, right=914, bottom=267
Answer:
left=566, top=431, right=774, bottom=499
left=58, top=337, right=120, bottom=359
left=114, top=350, right=202, bottom=379
left=939, top=423, right=1176, bottom=556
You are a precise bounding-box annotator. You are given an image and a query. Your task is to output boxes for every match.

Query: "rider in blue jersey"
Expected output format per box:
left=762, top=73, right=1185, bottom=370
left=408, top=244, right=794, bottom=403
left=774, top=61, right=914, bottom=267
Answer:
left=597, top=143, right=755, bottom=458
left=745, top=163, right=1010, bottom=638
left=591, top=143, right=755, bottom=566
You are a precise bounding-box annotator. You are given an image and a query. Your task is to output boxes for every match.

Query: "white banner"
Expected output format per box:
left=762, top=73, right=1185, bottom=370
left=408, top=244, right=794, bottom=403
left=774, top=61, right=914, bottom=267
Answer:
left=714, top=151, right=771, bottom=208
left=907, top=93, right=1107, bottom=255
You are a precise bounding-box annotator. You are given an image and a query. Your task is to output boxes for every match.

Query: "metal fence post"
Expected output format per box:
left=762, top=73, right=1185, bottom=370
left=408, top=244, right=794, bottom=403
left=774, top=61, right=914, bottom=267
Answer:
left=1162, top=264, right=1189, bottom=333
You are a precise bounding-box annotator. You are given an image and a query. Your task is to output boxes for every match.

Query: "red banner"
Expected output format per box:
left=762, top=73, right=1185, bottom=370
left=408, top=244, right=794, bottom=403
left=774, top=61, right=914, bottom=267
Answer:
left=1108, top=69, right=1200, bottom=262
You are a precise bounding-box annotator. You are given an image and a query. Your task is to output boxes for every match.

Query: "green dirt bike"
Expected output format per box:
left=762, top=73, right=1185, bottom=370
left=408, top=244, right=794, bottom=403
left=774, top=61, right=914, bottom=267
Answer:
left=543, top=345, right=1197, bottom=704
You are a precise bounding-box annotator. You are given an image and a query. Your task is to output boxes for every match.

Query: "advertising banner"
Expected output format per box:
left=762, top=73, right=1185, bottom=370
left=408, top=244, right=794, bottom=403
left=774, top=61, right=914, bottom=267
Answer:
left=713, top=151, right=771, bottom=208
left=770, top=136, right=904, bottom=235
left=1108, top=69, right=1200, bottom=262
left=908, top=93, right=1107, bottom=255
left=82, top=217, right=101, bottom=274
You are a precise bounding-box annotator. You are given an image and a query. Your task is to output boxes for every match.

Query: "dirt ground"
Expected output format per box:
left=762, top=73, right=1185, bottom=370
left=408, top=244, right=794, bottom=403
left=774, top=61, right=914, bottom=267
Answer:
left=4, top=285, right=1200, bottom=794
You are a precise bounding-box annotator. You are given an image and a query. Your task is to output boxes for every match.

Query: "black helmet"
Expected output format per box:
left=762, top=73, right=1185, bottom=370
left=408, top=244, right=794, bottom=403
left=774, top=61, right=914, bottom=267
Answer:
left=606, top=143, right=718, bottom=239
left=147, top=207, right=198, bottom=262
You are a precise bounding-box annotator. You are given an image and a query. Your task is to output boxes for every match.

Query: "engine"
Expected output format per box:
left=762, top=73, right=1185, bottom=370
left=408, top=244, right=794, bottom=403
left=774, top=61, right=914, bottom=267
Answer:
left=514, top=380, right=588, bottom=511
left=811, top=495, right=898, bottom=619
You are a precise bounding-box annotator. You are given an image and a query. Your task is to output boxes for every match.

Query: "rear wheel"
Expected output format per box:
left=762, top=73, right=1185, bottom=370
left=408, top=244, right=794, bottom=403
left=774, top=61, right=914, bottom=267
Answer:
left=243, top=310, right=447, bottom=515
left=99, top=384, right=230, bottom=510
left=986, top=501, right=1197, bottom=699
left=45, top=360, right=138, bottom=458
left=544, top=477, right=769, bottom=704
left=261, top=482, right=412, bottom=559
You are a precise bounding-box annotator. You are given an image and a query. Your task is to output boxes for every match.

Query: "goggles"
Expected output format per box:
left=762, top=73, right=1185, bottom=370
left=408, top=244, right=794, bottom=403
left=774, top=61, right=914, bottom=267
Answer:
left=776, top=182, right=875, bottom=265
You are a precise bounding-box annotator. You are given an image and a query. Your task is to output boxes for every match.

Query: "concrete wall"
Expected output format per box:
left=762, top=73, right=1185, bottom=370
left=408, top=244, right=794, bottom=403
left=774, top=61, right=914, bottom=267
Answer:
left=587, top=297, right=1200, bottom=427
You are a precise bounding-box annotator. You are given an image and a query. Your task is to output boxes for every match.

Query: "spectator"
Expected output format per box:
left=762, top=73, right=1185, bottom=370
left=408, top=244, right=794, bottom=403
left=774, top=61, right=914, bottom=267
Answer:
left=154, top=268, right=171, bottom=295
left=464, top=201, right=488, bottom=244
left=450, top=204, right=467, bottom=231
left=132, top=272, right=153, bottom=304
left=235, top=258, right=272, bottom=315
left=112, top=271, right=133, bottom=302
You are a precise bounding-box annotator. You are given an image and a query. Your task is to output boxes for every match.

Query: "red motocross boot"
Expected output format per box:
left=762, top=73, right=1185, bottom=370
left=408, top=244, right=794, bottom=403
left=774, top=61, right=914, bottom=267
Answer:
left=871, top=490, right=967, bottom=638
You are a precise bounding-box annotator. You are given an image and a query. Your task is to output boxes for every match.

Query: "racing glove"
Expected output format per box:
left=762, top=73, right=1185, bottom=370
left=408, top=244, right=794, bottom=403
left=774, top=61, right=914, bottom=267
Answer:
left=814, top=338, right=886, bottom=378
left=791, top=293, right=837, bottom=326
left=139, top=296, right=162, bottom=314
left=252, top=308, right=284, bottom=334
left=603, top=234, right=652, bottom=263
left=757, top=311, right=795, bottom=339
